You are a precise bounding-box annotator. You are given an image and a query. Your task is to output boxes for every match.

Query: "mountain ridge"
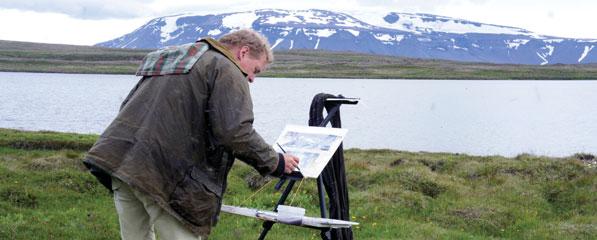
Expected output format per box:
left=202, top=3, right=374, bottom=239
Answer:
left=96, top=9, right=596, bottom=65
left=97, top=9, right=597, bottom=65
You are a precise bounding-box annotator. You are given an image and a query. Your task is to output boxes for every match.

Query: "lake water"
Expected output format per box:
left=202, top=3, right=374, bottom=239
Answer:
left=1, top=71, right=596, bottom=157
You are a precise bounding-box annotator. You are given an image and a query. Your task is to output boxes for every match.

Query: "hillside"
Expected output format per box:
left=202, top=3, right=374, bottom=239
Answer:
left=0, top=40, right=147, bottom=74
left=1, top=40, right=597, bottom=79
left=0, top=128, right=595, bottom=239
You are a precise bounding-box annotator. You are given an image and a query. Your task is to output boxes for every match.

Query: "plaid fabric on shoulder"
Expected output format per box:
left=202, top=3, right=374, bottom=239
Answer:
left=136, top=42, right=210, bottom=76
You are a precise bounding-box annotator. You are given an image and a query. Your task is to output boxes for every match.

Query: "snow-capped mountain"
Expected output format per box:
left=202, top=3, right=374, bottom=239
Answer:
left=96, top=9, right=597, bottom=65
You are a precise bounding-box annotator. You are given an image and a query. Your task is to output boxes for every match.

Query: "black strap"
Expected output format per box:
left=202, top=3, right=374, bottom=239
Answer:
left=308, top=93, right=353, bottom=240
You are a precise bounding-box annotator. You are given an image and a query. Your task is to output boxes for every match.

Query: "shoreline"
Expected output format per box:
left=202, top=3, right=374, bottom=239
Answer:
left=2, top=69, right=597, bottom=80
left=1, top=70, right=597, bottom=81
left=1, top=128, right=594, bottom=162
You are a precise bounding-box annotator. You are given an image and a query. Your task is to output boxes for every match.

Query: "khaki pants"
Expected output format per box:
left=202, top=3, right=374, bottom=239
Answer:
left=112, top=177, right=204, bottom=240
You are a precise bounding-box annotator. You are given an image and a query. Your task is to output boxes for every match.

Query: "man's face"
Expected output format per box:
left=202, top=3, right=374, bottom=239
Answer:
left=237, top=46, right=268, bottom=83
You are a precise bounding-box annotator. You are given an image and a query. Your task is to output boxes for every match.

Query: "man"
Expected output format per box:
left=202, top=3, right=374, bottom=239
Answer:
left=83, top=29, right=300, bottom=240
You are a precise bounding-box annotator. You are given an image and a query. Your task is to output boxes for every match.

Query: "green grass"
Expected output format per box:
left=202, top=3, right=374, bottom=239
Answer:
left=1, top=39, right=597, bottom=79
left=0, top=129, right=595, bottom=239
left=0, top=128, right=97, bottom=151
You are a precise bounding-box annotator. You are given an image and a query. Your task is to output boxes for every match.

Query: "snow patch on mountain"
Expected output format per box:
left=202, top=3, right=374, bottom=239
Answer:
left=505, top=39, right=530, bottom=49
left=536, top=53, right=548, bottom=65
left=122, top=37, right=138, bottom=48
left=208, top=29, right=222, bottom=36
left=345, top=29, right=360, bottom=36
left=265, top=14, right=302, bottom=24
left=578, top=45, right=594, bottom=63
left=271, top=38, right=284, bottom=49
left=537, top=45, right=555, bottom=65
left=451, top=39, right=468, bottom=50
left=546, top=45, right=555, bottom=55
left=351, top=11, right=536, bottom=37
left=297, top=10, right=331, bottom=25
left=160, top=16, right=180, bottom=43
left=261, top=9, right=371, bottom=29
left=544, top=39, right=564, bottom=43
left=301, top=29, right=336, bottom=38
left=223, top=12, right=259, bottom=29
left=374, top=33, right=404, bottom=45
left=159, top=13, right=205, bottom=43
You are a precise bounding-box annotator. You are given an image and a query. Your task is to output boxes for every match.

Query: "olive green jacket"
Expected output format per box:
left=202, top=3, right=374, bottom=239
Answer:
left=84, top=39, right=282, bottom=236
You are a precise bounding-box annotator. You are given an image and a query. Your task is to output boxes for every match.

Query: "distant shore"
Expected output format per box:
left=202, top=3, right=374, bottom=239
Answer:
left=1, top=39, right=597, bottom=79
left=1, top=128, right=595, bottom=163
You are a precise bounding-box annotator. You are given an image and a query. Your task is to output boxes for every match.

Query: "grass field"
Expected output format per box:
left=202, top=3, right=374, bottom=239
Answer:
left=0, top=128, right=595, bottom=239
left=1, top=39, right=597, bottom=79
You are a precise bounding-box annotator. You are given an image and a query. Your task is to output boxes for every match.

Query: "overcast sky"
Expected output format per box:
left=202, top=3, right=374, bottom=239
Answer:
left=0, top=0, right=595, bottom=45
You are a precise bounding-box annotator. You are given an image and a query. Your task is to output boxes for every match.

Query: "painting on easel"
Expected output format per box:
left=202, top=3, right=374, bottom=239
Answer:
left=274, top=125, right=348, bottom=178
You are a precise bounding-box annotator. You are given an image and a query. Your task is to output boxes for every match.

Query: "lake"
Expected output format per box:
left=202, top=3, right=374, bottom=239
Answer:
left=1, top=72, right=596, bottom=157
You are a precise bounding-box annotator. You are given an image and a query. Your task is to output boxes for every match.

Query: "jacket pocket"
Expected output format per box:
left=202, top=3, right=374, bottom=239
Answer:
left=168, top=168, right=219, bottom=227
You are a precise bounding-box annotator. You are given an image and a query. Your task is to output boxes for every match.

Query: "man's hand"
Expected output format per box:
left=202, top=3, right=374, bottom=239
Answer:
left=283, top=154, right=300, bottom=174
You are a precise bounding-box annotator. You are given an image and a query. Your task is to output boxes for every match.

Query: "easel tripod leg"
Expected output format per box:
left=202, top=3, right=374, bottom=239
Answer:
left=317, top=176, right=331, bottom=240
left=257, top=179, right=296, bottom=240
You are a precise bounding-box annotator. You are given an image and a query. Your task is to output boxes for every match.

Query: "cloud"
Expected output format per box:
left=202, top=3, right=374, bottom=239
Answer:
left=352, top=0, right=459, bottom=12
left=0, top=0, right=153, bottom=19
left=0, top=0, right=475, bottom=20
left=1, top=0, right=595, bottom=41
left=148, top=0, right=358, bottom=15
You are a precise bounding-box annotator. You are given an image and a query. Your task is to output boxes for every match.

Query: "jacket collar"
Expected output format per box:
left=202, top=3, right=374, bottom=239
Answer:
left=199, top=38, right=248, bottom=76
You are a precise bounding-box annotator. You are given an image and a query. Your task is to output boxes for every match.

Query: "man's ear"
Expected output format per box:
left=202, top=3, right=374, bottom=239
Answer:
left=239, top=46, right=250, bottom=60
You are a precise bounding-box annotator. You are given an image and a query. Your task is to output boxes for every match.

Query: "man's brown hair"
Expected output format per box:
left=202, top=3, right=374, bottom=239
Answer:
left=218, top=29, right=274, bottom=63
